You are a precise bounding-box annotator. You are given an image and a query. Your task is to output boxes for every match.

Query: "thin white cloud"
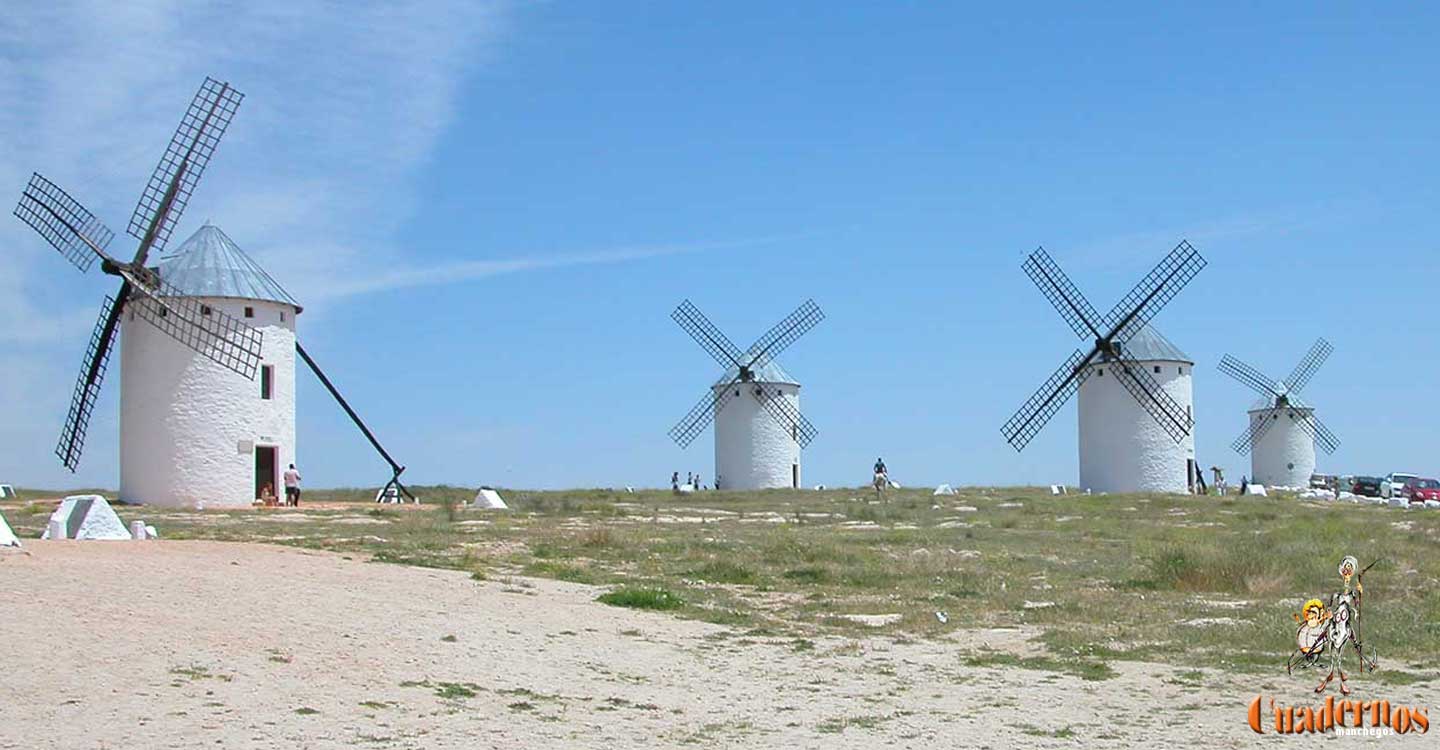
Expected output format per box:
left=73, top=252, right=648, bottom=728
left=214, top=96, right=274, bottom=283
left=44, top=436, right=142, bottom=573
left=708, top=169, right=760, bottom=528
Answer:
left=305, top=234, right=793, bottom=301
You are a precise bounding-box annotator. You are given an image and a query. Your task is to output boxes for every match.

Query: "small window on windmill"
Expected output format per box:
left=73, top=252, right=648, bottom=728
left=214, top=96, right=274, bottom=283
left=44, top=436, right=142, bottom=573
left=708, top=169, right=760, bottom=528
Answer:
left=1153, top=365, right=1161, bottom=374
left=1097, top=368, right=1103, bottom=377
left=1179, top=366, right=1185, bottom=375
left=260, top=365, right=274, bottom=400
left=201, top=305, right=212, bottom=317
left=280, top=311, right=286, bottom=322
left=244, top=306, right=254, bottom=319
left=734, top=389, right=740, bottom=397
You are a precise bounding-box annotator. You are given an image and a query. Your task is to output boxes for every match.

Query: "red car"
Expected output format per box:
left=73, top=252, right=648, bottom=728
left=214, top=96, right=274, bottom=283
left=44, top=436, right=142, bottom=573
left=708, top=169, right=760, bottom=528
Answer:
left=1401, top=478, right=1440, bottom=505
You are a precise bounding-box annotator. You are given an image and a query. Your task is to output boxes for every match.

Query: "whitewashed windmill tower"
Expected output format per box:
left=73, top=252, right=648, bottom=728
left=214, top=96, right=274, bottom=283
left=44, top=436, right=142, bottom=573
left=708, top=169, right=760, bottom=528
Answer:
left=669, top=300, right=824, bottom=490
left=120, top=224, right=301, bottom=506
left=1218, top=339, right=1339, bottom=488
left=1002, top=241, right=1207, bottom=494
left=13, top=77, right=418, bottom=507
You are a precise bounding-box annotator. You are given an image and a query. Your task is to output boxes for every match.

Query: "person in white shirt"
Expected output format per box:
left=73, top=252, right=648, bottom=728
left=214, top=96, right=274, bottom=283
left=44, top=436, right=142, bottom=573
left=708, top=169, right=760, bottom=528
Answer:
left=283, top=464, right=302, bottom=507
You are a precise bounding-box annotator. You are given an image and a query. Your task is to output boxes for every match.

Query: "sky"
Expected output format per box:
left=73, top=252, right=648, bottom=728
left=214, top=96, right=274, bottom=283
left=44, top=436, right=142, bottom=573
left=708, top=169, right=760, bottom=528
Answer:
left=2, top=2, right=1438, bottom=491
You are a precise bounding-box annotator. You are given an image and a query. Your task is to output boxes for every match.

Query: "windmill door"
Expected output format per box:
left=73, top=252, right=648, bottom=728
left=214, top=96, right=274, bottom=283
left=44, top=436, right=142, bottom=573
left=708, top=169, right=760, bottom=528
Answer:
left=255, top=446, right=277, bottom=501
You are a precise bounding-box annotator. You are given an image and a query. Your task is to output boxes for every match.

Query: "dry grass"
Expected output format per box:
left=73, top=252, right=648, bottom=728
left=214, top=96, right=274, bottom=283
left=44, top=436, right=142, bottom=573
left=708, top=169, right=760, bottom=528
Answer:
left=6, top=484, right=1439, bottom=677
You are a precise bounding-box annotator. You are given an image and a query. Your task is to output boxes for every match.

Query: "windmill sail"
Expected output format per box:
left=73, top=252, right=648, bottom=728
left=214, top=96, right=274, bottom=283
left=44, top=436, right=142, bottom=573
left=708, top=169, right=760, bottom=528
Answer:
left=14, top=173, right=115, bottom=273
left=128, top=77, right=244, bottom=255
left=57, top=295, right=123, bottom=471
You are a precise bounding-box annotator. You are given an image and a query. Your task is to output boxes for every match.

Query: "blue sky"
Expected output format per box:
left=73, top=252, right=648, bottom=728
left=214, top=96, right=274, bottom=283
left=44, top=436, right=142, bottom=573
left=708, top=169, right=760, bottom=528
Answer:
left=2, top=2, right=1438, bottom=490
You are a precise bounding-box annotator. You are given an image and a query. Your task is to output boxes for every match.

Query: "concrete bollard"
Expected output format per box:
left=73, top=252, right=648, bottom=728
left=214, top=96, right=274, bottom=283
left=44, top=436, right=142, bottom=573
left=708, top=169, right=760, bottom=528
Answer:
left=47, top=519, right=66, bottom=540
left=130, top=520, right=146, bottom=541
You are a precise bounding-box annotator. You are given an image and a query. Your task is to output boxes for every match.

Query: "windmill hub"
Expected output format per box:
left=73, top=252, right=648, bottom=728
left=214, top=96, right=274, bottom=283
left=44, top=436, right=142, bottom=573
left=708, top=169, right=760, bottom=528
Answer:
left=738, top=365, right=755, bottom=382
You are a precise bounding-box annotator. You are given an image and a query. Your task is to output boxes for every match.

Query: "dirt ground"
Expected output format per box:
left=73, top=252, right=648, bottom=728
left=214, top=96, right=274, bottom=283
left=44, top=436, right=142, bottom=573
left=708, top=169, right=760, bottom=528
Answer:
left=2, top=541, right=1434, bottom=748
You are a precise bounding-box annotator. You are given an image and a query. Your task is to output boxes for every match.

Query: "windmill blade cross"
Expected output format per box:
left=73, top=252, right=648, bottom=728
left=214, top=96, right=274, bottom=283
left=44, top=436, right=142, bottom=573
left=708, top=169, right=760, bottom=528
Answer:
left=1023, top=247, right=1104, bottom=340
left=1217, top=354, right=1284, bottom=399
left=1105, top=240, right=1207, bottom=344
left=1110, top=350, right=1193, bottom=444
left=750, top=383, right=818, bottom=447
left=57, top=294, right=124, bottom=471
left=126, top=275, right=264, bottom=380
left=745, top=298, right=824, bottom=369
left=127, top=77, right=244, bottom=257
left=672, top=300, right=745, bottom=370
left=1230, top=410, right=1280, bottom=455
left=668, top=378, right=740, bottom=448
left=1284, top=338, right=1333, bottom=395
left=14, top=173, right=115, bottom=273
left=1001, top=348, right=1094, bottom=451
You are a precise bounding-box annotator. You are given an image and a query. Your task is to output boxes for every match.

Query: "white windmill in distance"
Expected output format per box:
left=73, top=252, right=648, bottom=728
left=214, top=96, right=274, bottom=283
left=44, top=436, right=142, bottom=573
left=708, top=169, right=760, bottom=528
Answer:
left=669, top=299, right=824, bottom=491
left=1218, top=339, right=1340, bottom=489
left=1002, top=241, right=1208, bottom=494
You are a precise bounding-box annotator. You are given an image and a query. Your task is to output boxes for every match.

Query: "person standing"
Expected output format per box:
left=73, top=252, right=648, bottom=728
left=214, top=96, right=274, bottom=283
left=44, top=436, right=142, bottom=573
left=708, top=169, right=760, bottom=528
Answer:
left=672, top=471, right=680, bottom=493
left=283, top=463, right=302, bottom=507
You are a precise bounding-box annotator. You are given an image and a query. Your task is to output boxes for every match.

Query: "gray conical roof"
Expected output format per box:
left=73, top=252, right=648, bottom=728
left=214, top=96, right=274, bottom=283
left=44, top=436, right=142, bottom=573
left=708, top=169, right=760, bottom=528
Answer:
left=1119, top=324, right=1191, bottom=363
left=157, top=224, right=301, bottom=311
left=712, top=351, right=799, bottom=387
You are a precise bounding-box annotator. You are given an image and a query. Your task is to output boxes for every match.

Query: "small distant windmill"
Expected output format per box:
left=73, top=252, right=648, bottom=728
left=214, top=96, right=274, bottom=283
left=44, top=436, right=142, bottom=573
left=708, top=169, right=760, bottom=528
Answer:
left=14, top=78, right=415, bottom=506
left=1218, top=339, right=1339, bottom=488
left=1002, top=241, right=1207, bottom=493
left=669, top=299, right=823, bottom=490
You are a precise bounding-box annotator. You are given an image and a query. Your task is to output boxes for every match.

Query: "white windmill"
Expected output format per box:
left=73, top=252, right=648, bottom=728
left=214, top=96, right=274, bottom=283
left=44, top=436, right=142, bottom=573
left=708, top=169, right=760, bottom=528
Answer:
left=1218, top=339, right=1339, bottom=488
left=1002, top=241, right=1208, bottom=494
left=669, top=300, right=824, bottom=490
left=14, top=78, right=418, bottom=507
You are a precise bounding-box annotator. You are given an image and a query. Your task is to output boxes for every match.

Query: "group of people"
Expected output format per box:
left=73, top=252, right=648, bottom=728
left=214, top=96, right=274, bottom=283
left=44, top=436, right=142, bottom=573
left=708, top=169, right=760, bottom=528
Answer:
left=259, top=464, right=303, bottom=507
left=671, top=471, right=711, bottom=492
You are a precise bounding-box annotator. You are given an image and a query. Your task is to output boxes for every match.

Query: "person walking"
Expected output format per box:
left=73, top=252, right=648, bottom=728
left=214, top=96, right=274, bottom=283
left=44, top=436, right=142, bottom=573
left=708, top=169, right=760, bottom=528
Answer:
left=283, top=463, right=302, bottom=507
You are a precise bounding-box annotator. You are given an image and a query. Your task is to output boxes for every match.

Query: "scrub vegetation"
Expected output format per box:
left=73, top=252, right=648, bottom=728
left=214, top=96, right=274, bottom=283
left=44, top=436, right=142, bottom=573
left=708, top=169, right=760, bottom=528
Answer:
left=6, top=484, right=1439, bottom=681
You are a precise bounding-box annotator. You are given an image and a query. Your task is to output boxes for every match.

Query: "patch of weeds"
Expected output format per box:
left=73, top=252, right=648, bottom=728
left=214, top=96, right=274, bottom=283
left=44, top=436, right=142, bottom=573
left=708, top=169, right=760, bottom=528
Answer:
left=358, top=700, right=392, bottom=710
left=508, top=701, right=536, bottom=711
left=816, top=714, right=892, bottom=733
left=440, top=634, right=457, bottom=643
left=1019, top=723, right=1073, bottom=738
left=470, top=570, right=487, bottom=581
left=265, top=649, right=293, bottom=664
left=434, top=682, right=479, bottom=700
left=526, top=560, right=598, bottom=584
left=689, top=559, right=759, bottom=585
left=963, top=652, right=1116, bottom=682
left=597, top=587, right=685, bottom=611
left=791, top=638, right=815, bottom=652
left=782, top=567, right=831, bottom=584
left=1374, top=670, right=1437, bottom=686
left=399, top=679, right=482, bottom=700
left=294, top=707, right=320, bottom=716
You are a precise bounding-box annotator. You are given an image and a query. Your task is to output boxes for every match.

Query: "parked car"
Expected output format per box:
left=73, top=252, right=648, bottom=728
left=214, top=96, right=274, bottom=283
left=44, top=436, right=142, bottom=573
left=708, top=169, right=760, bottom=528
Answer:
left=1382, top=473, right=1421, bottom=499
left=1351, top=476, right=1383, bottom=497
left=1309, top=474, right=1335, bottom=490
left=1401, top=478, right=1440, bottom=505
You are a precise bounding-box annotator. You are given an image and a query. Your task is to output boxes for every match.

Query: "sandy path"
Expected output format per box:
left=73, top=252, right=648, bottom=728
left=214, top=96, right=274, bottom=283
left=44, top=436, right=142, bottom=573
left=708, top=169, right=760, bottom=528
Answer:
left=1, top=542, right=1433, bottom=748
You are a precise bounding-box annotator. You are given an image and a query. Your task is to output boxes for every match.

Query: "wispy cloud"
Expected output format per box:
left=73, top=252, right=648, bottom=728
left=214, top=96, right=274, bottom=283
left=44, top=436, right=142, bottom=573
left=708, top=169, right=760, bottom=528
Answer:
left=306, top=234, right=793, bottom=301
